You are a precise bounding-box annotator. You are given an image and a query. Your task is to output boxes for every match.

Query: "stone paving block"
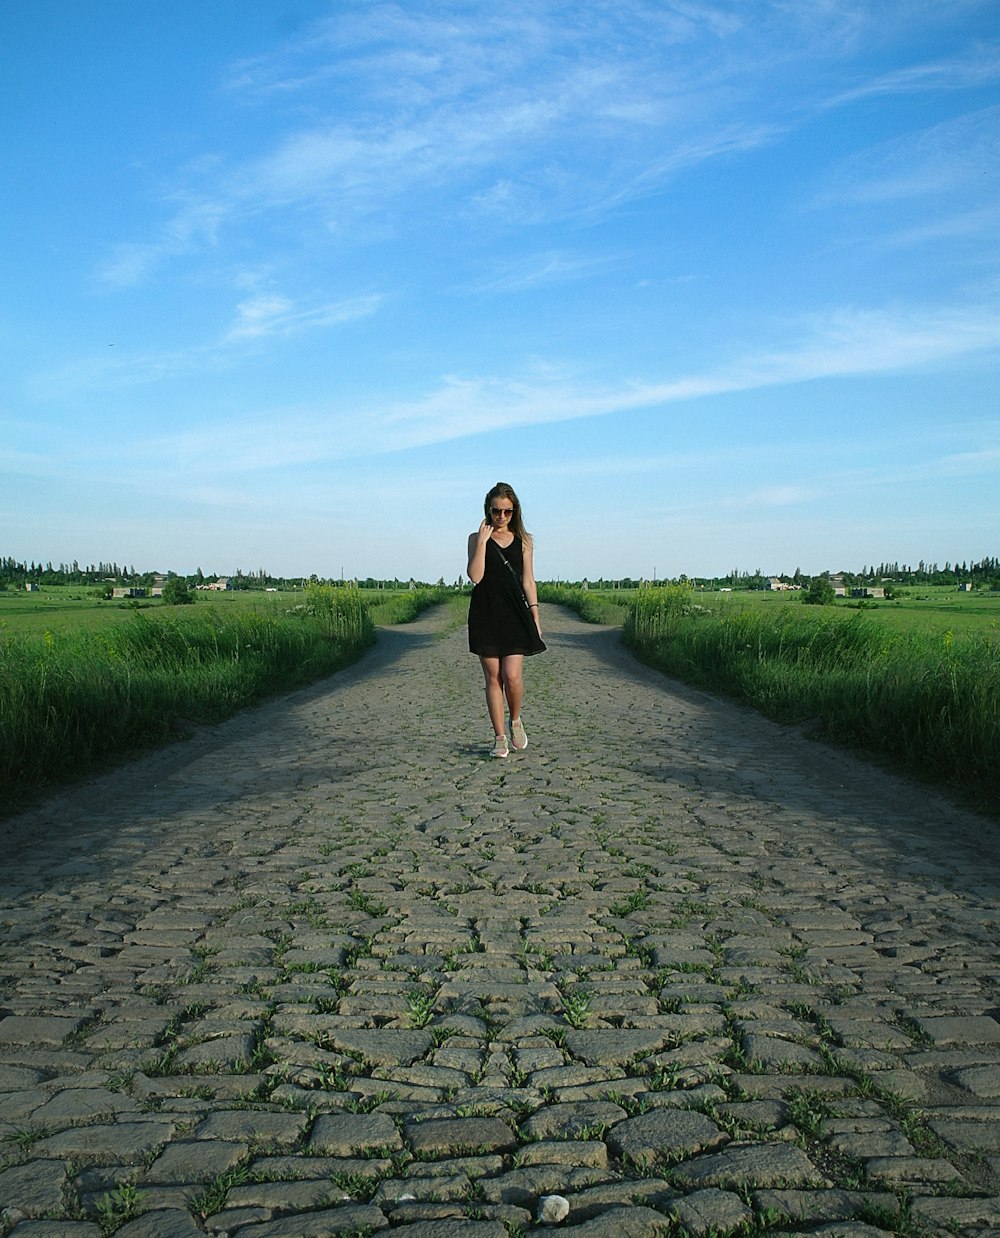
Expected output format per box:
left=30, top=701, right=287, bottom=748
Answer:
left=515, top=1138, right=609, bottom=1167
left=563, top=1028, right=672, bottom=1066
left=864, top=1155, right=964, bottom=1186
left=228, top=1204, right=389, bottom=1235
left=664, top=1187, right=751, bottom=1237
left=0, top=1089, right=48, bottom=1122
left=193, top=1111, right=308, bottom=1148
left=952, top=1063, right=1000, bottom=1098
left=7, top=1226, right=99, bottom=1238
left=672, top=1143, right=828, bottom=1189
left=911, top=1195, right=1000, bottom=1233
left=741, top=1033, right=826, bottom=1072
left=751, top=1187, right=898, bottom=1222
left=34, top=1120, right=175, bottom=1165
left=308, top=1112, right=403, bottom=1156
left=0, top=1160, right=67, bottom=1217
left=519, top=1100, right=628, bottom=1141
left=375, top=1173, right=472, bottom=1203
left=0, top=1016, right=88, bottom=1046
left=377, top=1221, right=505, bottom=1238
left=559, top=1205, right=674, bottom=1236
left=142, top=1138, right=248, bottom=1184
left=404, top=1116, right=516, bottom=1156
left=225, top=1179, right=334, bottom=1211
left=113, top=1210, right=205, bottom=1237
left=606, top=1109, right=728, bottom=1168
left=402, top=1154, right=504, bottom=1179
left=322, top=1029, right=432, bottom=1066
left=928, top=1117, right=1000, bottom=1152
left=914, top=1014, right=1000, bottom=1045
left=27, top=1086, right=140, bottom=1125
left=798, top=1226, right=896, bottom=1237
left=476, top=1164, right=613, bottom=1205
left=0, top=1065, right=46, bottom=1090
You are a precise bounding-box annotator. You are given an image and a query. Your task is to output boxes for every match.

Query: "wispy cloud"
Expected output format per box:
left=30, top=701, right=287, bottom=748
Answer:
left=32, top=292, right=382, bottom=399
left=101, top=298, right=1000, bottom=473
left=223, top=292, right=381, bottom=341
left=95, top=200, right=229, bottom=288
left=824, top=42, right=1000, bottom=108
left=818, top=105, right=1000, bottom=206
left=100, top=2, right=889, bottom=284
left=471, top=251, right=618, bottom=294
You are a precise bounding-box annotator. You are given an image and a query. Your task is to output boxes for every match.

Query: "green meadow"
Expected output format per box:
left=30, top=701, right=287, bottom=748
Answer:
left=541, top=582, right=1000, bottom=812
left=4, top=580, right=998, bottom=815
left=0, top=584, right=449, bottom=813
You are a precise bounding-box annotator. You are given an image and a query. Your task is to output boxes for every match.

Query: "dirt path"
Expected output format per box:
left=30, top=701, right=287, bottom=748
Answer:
left=1, top=605, right=998, bottom=1236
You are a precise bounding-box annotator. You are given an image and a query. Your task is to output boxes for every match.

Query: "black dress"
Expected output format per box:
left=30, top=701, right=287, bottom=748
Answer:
left=468, top=536, right=547, bottom=658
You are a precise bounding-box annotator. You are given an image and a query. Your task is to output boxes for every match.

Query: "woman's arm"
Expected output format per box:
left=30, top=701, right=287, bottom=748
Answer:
left=467, top=523, right=491, bottom=584
left=522, top=539, right=542, bottom=635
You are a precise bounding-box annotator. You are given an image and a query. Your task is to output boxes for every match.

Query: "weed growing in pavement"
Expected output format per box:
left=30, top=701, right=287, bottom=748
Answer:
left=562, top=989, right=592, bottom=1029
left=785, top=1086, right=833, bottom=1139
left=10, top=1124, right=51, bottom=1153
left=348, top=890, right=388, bottom=918
left=94, top=1181, right=146, bottom=1234
left=406, top=989, right=437, bottom=1028
left=610, top=889, right=649, bottom=917
left=330, top=1169, right=379, bottom=1201
left=190, top=1162, right=254, bottom=1218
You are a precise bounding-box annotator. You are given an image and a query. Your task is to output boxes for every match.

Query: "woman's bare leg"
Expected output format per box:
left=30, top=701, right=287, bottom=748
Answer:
left=479, top=656, right=506, bottom=736
left=501, top=654, right=524, bottom=724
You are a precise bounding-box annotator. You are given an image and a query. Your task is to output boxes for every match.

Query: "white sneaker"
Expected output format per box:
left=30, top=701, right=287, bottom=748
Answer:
left=510, top=718, right=528, bottom=750
left=491, top=733, right=509, bottom=758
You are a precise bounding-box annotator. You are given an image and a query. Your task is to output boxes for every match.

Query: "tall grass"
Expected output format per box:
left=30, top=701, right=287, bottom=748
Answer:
left=1, top=590, right=375, bottom=806
left=363, top=585, right=452, bottom=625
left=623, top=587, right=1000, bottom=807
left=538, top=583, right=630, bottom=625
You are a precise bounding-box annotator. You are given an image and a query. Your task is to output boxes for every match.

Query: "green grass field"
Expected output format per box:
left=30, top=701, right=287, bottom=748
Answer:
left=542, top=582, right=999, bottom=812
left=6, top=581, right=997, bottom=639
left=688, top=584, right=1000, bottom=637
left=0, top=583, right=451, bottom=814
left=0, top=583, right=445, bottom=637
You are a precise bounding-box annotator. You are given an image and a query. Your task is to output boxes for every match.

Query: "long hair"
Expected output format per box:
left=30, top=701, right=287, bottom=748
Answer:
left=484, top=481, right=532, bottom=546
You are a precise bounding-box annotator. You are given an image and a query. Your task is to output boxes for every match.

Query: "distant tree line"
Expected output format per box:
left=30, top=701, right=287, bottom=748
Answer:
left=3, top=554, right=998, bottom=592
left=727, top=558, right=1000, bottom=591
left=0, top=557, right=445, bottom=591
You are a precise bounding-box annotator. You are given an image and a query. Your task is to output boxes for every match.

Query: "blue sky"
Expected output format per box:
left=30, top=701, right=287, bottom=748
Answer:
left=3, top=1, right=998, bottom=582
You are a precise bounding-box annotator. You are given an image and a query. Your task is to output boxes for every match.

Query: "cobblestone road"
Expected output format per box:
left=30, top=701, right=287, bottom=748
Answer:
left=2, top=605, right=999, bottom=1237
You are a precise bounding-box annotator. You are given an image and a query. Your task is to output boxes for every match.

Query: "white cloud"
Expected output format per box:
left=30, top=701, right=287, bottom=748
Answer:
left=471, top=251, right=618, bottom=294
left=87, top=298, right=1000, bottom=477
left=819, top=105, right=1000, bottom=206
left=223, top=292, right=382, bottom=341
left=824, top=42, right=1000, bottom=108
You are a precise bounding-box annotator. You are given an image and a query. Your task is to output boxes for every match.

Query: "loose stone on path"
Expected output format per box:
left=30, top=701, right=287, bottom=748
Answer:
left=1, top=605, right=999, bottom=1234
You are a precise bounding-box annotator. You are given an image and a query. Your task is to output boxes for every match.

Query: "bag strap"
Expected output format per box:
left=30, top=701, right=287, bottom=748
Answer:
left=491, top=540, right=531, bottom=610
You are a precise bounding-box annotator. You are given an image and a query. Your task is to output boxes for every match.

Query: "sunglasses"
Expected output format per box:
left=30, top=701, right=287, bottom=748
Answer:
left=490, top=506, right=513, bottom=516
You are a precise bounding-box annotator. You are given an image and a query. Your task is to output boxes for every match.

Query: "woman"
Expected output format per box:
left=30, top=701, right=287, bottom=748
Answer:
left=467, top=482, right=546, bottom=758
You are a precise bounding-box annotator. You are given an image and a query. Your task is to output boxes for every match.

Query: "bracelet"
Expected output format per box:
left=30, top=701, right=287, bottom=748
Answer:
left=528, top=603, right=539, bottom=608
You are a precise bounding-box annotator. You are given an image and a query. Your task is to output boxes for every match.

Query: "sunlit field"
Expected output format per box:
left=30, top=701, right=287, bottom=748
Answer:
left=0, top=585, right=450, bottom=813
left=548, top=583, right=1000, bottom=811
